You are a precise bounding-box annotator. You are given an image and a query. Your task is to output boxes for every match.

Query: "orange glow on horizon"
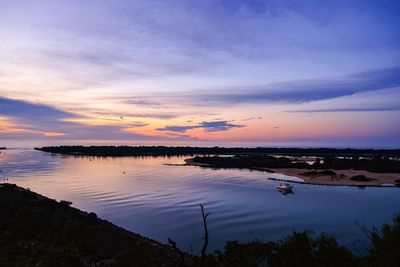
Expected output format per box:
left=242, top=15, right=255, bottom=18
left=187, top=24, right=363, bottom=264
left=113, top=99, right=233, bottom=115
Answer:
left=44, top=132, right=67, bottom=137
left=0, top=117, right=34, bottom=134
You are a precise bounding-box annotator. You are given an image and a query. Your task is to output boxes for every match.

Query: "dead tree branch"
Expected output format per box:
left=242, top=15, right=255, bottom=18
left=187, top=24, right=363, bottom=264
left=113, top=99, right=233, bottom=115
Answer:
left=200, top=204, right=211, bottom=264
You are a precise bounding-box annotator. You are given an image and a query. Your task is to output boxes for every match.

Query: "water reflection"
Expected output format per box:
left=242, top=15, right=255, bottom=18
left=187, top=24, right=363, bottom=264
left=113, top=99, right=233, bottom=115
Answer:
left=1, top=148, right=399, bottom=253
left=277, top=188, right=294, bottom=196
left=0, top=148, right=61, bottom=177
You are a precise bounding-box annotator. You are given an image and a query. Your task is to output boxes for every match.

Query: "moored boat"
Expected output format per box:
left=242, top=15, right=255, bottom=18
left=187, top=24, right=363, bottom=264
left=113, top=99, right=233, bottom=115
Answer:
left=276, top=182, right=293, bottom=190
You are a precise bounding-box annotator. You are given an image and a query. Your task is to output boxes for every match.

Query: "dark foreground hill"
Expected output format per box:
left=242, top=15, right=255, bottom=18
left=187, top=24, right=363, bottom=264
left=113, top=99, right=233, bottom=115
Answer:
left=0, top=184, right=183, bottom=266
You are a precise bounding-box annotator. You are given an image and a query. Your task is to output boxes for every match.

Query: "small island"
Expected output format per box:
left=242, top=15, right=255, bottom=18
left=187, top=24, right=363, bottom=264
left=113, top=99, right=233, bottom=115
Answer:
left=185, top=155, right=400, bottom=187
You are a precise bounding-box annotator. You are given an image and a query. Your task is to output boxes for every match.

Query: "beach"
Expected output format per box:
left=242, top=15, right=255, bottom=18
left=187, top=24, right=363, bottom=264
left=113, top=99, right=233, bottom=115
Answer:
left=270, top=168, right=400, bottom=187
left=184, top=158, right=400, bottom=187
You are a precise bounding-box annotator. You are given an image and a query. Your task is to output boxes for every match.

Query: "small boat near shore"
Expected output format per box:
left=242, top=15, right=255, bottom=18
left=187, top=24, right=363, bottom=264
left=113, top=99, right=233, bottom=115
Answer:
left=276, top=182, right=293, bottom=190
left=276, top=182, right=294, bottom=195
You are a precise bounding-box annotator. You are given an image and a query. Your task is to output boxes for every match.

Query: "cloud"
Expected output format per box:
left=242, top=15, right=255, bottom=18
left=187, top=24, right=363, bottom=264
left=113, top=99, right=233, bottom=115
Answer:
left=126, top=113, right=181, bottom=119
left=156, top=120, right=244, bottom=132
left=180, top=67, right=400, bottom=105
left=0, top=97, right=77, bottom=121
left=0, top=97, right=82, bottom=135
left=84, top=66, right=400, bottom=113
left=113, top=96, right=162, bottom=107
left=2, top=0, right=399, bottom=96
left=90, top=111, right=182, bottom=120
left=130, top=122, right=149, bottom=127
left=157, top=125, right=198, bottom=132
left=125, top=99, right=161, bottom=107
left=286, top=107, right=400, bottom=113
left=77, top=67, right=400, bottom=112
left=43, top=132, right=67, bottom=137
left=0, top=97, right=158, bottom=140
left=243, top=117, right=263, bottom=121
left=0, top=97, right=209, bottom=141
left=200, top=121, right=244, bottom=132
left=159, top=132, right=199, bottom=141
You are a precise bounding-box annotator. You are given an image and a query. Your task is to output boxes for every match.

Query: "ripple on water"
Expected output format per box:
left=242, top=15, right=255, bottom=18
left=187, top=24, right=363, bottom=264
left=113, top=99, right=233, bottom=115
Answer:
left=1, top=148, right=400, bottom=251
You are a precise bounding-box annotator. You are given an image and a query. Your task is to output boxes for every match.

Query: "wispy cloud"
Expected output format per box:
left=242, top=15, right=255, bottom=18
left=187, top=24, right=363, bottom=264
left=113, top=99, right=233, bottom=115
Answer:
left=126, top=113, right=181, bottom=119
left=124, top=99, right=161, bottom=107
left=179, top=67, right=400, bottom=105
left=0, top=97, right=156, bottom=140
left=89, top=111, right=182, bottom=120
left=243, top=117, right=263, bottom=121
left=156, top=120, right=244, bottom=133
left=286, top=107, right=400, bottom=113
left=0, top=97, right=77, bottom=121
left=128, top=122, right=149, bottom=127
left=159, top=131, right=199, bottom=141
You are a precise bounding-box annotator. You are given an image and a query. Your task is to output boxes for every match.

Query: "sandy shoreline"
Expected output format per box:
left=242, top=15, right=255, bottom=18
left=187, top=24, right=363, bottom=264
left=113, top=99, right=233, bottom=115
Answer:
left=184, top=159, right=400, bottom=187
left=270, top=168, right=400, bottom=186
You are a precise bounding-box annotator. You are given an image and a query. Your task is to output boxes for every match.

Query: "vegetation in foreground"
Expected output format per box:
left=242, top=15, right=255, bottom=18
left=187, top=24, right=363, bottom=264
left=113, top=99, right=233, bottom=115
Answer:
left=35, top=146, right=400, bottom=157
left=1, top=184, right=399, bottom=266
left=0, top=184, right=182, bottom=267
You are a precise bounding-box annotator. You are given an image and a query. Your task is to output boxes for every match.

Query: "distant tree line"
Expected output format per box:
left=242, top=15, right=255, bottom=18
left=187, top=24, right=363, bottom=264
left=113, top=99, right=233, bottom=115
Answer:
left=35, top=146, right=400, bottom=157
left=191, top=155, right=308, bottom=170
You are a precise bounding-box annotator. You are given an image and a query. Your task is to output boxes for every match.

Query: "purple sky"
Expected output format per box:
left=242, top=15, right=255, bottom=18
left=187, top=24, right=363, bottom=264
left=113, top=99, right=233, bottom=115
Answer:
left=0, top=0, right=399, bottom=147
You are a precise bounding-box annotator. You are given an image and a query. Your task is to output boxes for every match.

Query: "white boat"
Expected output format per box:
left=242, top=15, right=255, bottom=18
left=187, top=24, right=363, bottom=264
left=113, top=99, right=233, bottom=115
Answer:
left=276, top=182, right=293, bottom=190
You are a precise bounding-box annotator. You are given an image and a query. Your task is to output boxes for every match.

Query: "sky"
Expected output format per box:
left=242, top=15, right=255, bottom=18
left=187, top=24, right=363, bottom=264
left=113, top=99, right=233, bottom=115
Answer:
left=0, top=0, right=399, bottom=148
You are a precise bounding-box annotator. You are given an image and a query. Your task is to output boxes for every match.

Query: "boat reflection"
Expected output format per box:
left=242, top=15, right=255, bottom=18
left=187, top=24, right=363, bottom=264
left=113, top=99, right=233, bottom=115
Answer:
left=277, top=187, right=294, bottom=195
left=276, top=182, right=294, bottom=196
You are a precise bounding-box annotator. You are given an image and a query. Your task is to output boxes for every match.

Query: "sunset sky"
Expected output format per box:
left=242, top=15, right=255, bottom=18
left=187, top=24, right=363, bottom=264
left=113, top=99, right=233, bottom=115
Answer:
left=1, top=0, right=399, bottom=147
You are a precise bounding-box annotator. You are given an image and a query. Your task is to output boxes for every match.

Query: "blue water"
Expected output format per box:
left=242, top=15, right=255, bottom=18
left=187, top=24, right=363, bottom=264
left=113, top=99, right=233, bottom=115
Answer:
left=1, top=148, right=399, bottom=252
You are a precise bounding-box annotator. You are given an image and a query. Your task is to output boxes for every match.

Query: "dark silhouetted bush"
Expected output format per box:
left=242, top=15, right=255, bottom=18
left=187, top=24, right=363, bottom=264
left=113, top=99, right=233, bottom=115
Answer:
left=350, top=175, right=376, bottom=182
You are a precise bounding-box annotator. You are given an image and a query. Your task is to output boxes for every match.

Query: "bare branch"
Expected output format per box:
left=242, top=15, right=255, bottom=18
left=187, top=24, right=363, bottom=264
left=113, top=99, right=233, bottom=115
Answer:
left=200, top=204, right=210, bottom=265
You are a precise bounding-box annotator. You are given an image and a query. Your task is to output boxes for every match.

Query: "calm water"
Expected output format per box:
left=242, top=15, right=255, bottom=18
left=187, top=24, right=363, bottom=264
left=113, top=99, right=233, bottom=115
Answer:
left=1, top=148, right=399, bottom=252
